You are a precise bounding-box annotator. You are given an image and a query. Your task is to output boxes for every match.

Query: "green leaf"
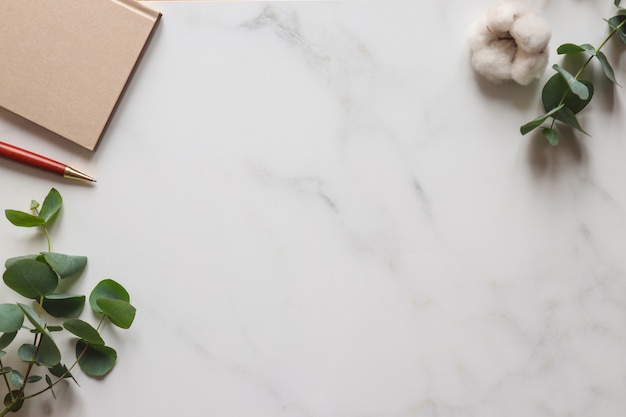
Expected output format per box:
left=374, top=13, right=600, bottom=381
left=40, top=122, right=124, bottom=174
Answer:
left=579, top=44, right=596, bottom=55
left=520, top=104, right=565, bottom=135
left=39, top=188, right=62, bottom=224
left=63, top=319, right=104, bottom=345
left=26, top=375, right=42, bottom=383
left=41, top=252, right=88, bottom=279
left=553, top=64, right=589, bottom=100
left=542, top=73, right=594, bottom=114
left=3, top=390, right=24, bottom=412
left=3, top=259, right=59, bottom=299
left=0, top=304, right=24, bottom=332
left=615, top=0, right=621, bottom=7
left=0, top=332, right=17, bottom=350
left=43, top=294, right=86, bottom=318
left=49, top=363, right=73, bottom=380
left=555, top=106, right=589, bottom=134
left=30, top=200, right=40, bottom=211
left=0, top=367, right=11, bottom=375
left=4, top=210, right=45, bottom=227
left=38, top=333, right=62, bottom=367
left=76, top=340, right=117, bottom=377
left=45, top=374, right=56, bottom=399
left=9, top=370, right=24, bottom=388
left=542, top=128, right=559, bottom=146
left=18, top=344, right=36, bottom=363
left=89, top=279, right=130, bottom=314
left=595, top=51, right=619, bottom=84
left=96, top=299, right=136, bottom=329
left=557, top=43, right=586, bottom=54
left=5, top=254, right=39, bottom=269
left=607, top=15, right=626, bottom=44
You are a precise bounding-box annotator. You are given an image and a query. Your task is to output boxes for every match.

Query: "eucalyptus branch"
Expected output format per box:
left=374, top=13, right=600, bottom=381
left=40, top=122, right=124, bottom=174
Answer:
left=1, top=188, right=136, bottom=415
left=520, top=2, right=626, bottom=145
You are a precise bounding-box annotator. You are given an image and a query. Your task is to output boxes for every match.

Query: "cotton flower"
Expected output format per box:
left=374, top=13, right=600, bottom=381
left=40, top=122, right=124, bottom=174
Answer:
left=469, top=1, right=551, bottom=85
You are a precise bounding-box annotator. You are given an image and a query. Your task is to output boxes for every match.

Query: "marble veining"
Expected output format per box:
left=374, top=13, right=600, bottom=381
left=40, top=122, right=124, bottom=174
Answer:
left=1, top=1, right=626, bottom=416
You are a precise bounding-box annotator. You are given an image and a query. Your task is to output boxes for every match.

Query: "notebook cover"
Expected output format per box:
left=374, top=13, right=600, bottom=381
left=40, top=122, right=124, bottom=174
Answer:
left=0, top=0, right=161, bottom=150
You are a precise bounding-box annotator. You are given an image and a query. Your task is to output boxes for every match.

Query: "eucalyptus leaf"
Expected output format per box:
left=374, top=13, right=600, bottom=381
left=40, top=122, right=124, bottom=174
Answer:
left=542, top=128, right=559, bottom=146
left=48, top=363, right=73, bottom=380
left=607, top=15, right=626, bottom=44
left=557, top=43, right=586, bottom=54
left=3, top=259, right=59, bottom=299
left=4, top=210, right=45, bottom=228
left=26, top=375, right=42, bottom=384
left=43, top=294, right=86, bottom=318
left=76, top=340, right=117, bottom=377
left=0, top=367, right=11, bottom=375
left=89, top=279, right=130, bottom=314
left=9, top=370, right=24, bottom=388
left=37, top=333, right=62, bottom=367
left=3, top=390, right=24, bottom=412
left=595, top=51, right=619, bottom=84
left=0, top=332, right=17, bottom=350
left=579, top=43, right=596, bottom=54
left=542, top=73, right=594, bottom=114
left=520, top=104, right=565, bottom=135
left=39, top=188, right=62, bottom=224
left=18, top=344, right=36, bottom=363
left=4, top=254, right=39, bottom=269
left=0, top=304, right=24, bottom=333
left=63, top=319, right=104, bottom=345
left=45, top=375, right=56, bottom=399
left=41, top=252, right=88, bottom=279
left=555, top=107, right=589, bottom=134
left=96, top=299, right=136, bottom=329
left=553, top=64, right=589, bottom=100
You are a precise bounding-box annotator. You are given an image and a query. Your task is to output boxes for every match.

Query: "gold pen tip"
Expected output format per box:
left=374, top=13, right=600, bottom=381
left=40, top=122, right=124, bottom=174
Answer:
left=64, top=166, right=96, bottom=183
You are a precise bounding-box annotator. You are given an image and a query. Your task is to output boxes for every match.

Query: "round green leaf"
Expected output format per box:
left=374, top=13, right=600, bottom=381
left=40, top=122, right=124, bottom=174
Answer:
left=3, top=259, right=58, bottom=299
left=5, top=254, right=39, bottom=269
left=96, top=299, right=136, bottom=329
left=43, top=294, right=86, bottom=318
left=3, top=390, right=24, bottom=412
left=41, top=252, right=88, bottom=279
left=89, top=279, right=130, bottom=314
left=542, top=73, right=594, bottom=114
left=18, top=344, right=36, bottom=363
left=63, top=319, right=104, bottom=345
left=0, top=304, right=24, bottom=332
left=542, top=128, right=559, bottom=146
left=76, top=340, right=117, bottom=377
left=8, top=370, right=24, bottom=388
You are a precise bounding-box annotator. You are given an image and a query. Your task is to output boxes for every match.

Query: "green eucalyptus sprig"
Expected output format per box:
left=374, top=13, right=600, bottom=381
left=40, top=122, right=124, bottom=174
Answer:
left=520, top=0, right=626, bottom=145
left=0, top=188, right=136, bottom=415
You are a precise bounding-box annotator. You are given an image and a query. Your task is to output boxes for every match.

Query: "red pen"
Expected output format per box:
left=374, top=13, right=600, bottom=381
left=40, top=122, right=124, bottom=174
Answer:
left=0, top=141, right=95, bottom=182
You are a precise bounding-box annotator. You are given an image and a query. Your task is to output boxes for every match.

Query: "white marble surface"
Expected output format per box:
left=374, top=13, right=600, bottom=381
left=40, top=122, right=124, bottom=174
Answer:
left=1, top=1, right=626, bottom=416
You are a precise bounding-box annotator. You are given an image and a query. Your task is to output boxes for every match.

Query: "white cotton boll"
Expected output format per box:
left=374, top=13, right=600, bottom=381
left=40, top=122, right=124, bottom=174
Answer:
left=510, top=13, right=552, bottom=53
left=469, top=1, right=552, bottom=85
left=468, top=17, right=495, bottom=51
left=485, top=1, right=531, bottom=32
left=511, top=48, right=549, bottom=85
left=471, top=39, right=517, bottom=83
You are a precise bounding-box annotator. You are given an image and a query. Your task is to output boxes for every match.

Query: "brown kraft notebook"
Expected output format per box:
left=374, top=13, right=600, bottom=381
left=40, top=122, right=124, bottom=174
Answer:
left=0, top=0, right=162, bottom=150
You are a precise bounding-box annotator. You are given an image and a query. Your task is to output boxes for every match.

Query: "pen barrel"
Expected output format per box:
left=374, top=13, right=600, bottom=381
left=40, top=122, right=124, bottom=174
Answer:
left=0, top=141, right=66, bottom=175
